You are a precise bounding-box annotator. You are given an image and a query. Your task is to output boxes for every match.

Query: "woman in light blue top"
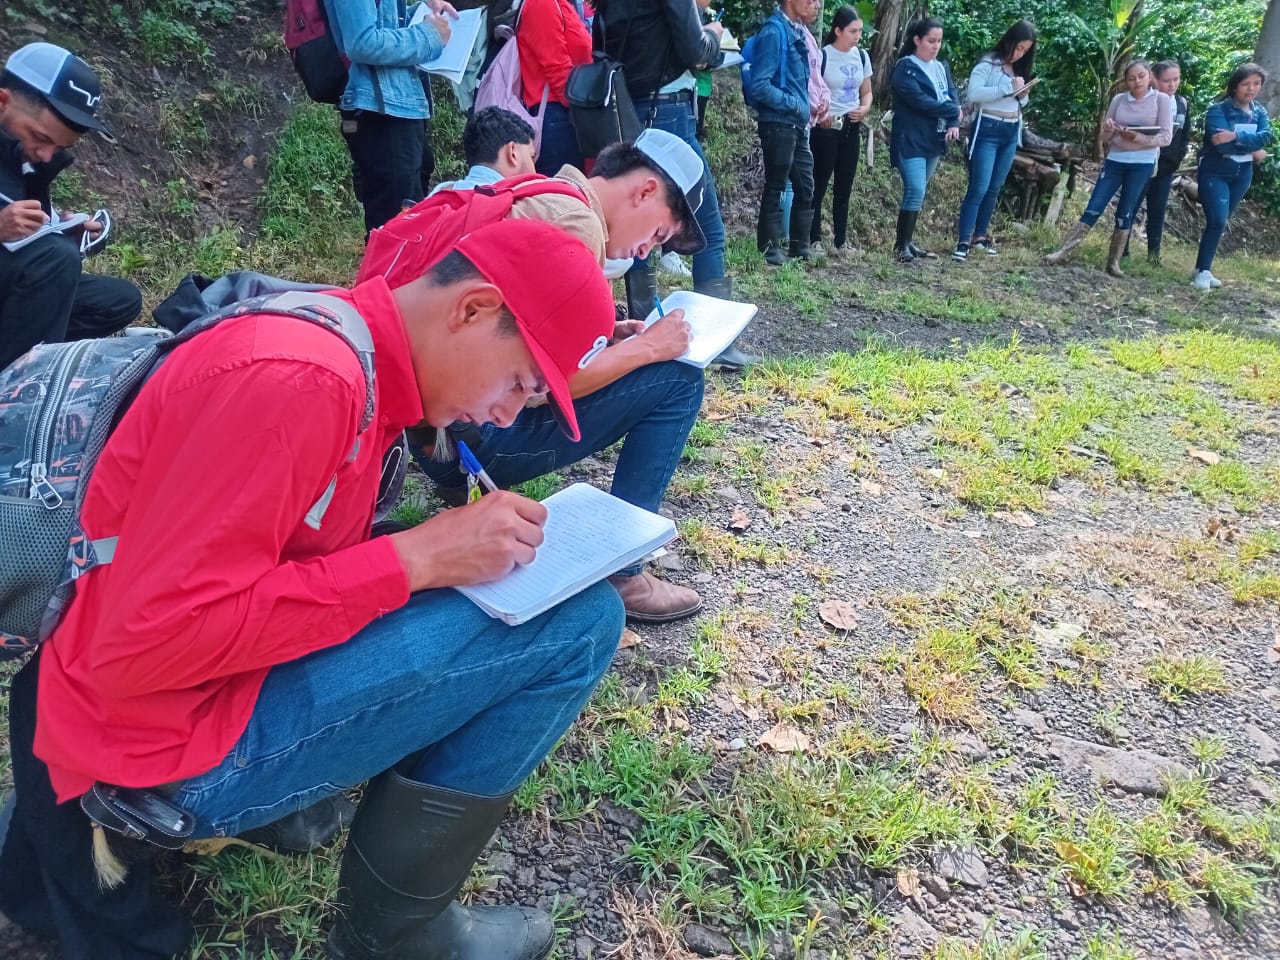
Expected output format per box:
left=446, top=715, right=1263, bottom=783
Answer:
left=952, top=19, right=1036, bottom=261
left=1194, top=63, right=1273, bottom=290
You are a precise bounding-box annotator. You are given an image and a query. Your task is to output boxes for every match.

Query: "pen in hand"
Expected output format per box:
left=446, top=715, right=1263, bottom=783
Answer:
left=653, top=295, right=666, bottom=318
left=456, top=440, right=498, bottom=495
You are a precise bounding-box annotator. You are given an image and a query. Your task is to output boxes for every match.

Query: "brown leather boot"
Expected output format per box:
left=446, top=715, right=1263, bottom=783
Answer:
left=1045, top=221, right=1091, bottom=265
left=1106, top=228, right=1130, bottom=277
left=607, top=571, right=702, bottom=623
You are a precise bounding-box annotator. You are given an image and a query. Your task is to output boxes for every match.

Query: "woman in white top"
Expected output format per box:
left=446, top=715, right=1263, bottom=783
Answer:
left=809, top=5, right=873, bottom=256
left=1047, top=59, right=1172, bottom=276
left=952, top=19, right=1036, bottom=261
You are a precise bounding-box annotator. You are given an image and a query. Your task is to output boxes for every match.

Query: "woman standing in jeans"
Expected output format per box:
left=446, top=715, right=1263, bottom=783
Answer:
left=517, top=0, right=592, bottom=175
left=952, top=19, right=1036, bottom=262
left=1193, top=63, right=1273, bottom=290
left=811, top=5, right=873, bottom=258
left=1125, top=60, right=1192, bottom=264
left=1046, top=60, right=1171, bottom=276
left=889, top=17, right=961, bottom=262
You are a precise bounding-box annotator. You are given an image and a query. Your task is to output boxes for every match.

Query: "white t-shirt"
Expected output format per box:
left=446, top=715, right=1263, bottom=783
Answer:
left=822, top=44, right=872, bottom=117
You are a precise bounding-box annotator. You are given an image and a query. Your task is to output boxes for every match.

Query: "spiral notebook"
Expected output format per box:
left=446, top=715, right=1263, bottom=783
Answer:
left=455, top=483, right=677, bottom=626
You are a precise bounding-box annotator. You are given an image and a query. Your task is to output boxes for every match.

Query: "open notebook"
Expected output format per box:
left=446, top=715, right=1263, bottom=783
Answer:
left=641, top=290, right=758, bottom=368
left=411, top=7, right=485, bottom=85
left=455, top=483, right=677, bottom=626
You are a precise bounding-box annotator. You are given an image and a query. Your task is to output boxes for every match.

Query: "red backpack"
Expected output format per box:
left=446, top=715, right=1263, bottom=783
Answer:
left=356, top=174, right=593, bottom=290
left=284, top=0, right=354, bottom=104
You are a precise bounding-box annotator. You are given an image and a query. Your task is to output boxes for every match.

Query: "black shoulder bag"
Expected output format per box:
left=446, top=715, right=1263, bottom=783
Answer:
left=566, top=9, right=643, bottom=159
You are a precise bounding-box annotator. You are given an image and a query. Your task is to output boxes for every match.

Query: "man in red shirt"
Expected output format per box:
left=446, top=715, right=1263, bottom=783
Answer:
left=4, top=218, right=623, bottom=960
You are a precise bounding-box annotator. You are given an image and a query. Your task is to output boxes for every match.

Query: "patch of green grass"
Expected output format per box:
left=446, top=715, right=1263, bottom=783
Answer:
left=1073, top=926, right=1138, bottom=960
left=1146, top=654, right=1230, bottom=703
left=514, top=473, right=563, bottom=501
left=260, top=104, right=362, bottom=271
left=927, top=928, right=1048, bottom=960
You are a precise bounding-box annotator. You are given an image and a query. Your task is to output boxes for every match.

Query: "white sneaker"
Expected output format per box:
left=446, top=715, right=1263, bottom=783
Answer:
left=1192, top=270, right=1218, bottom=291
left=658, top=251, right=691, bottom=277
left=810, top=241, right=827, bottom=259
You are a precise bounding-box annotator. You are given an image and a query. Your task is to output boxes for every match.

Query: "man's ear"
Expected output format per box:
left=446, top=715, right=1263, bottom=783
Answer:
left=447, top=280, right=506, bottom=331
left=634, top=174, right=661, bottom=207
left=501, top=141, right=519, bottom=170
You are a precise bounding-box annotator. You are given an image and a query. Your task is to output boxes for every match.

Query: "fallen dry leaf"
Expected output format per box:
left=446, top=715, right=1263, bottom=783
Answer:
left=242, top=154, right=257, bottom=169
left=184, top=837, right=279, bottom=859
left=896, top=867, right=920, bottom=897
left=818, top=599, right=859, bottom=631
left=1187, top=447, right=1221, bottom=466
left=618, top=628, right=642, bottom=650
left=808, top=436, right=830, bottom=447
left=704, top=411, right=731, bottom=421
left=757, top=722, right=811, bottom=753
left=994, top=510, right=1037, bottom=528
left=728, top=506, right=752, bottom=532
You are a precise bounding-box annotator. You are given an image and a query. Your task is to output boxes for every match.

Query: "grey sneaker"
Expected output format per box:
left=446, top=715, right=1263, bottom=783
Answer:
left=809, top=241, right=827, bottom=259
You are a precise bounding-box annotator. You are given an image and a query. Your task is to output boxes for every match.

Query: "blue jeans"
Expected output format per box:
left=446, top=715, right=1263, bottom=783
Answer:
left=1196, top=161, right=1253, bottom=272
left=630, top=95, right=726, bottom=283
left=416, top=361, right=704, bottom=573
left=535, top=101, right=584, bottom=177
left=170, top=582, right=623, bottom=838
left=1080, top=158, right=1154, bottom=230
left=896, top=154, right=941, bottom=211
left=957, top=118, right=1019, bottom=243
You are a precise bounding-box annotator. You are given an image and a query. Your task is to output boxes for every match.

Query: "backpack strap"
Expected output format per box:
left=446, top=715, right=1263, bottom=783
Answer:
left=460, top=174, right=591, bottom=233
left=130, top=291, right=379, bottom=540
left=158, top=290, right=377, bottom=435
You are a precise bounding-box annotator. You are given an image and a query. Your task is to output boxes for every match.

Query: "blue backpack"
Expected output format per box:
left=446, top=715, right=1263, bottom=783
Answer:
left=739, top=20, right=786, bottom=110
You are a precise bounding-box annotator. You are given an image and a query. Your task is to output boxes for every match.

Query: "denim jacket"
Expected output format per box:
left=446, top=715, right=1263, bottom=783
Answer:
left=748, top=9, right=809, bottom=128
left=1200, top=98, right=1272, bottom=177
left=323, top=0, right=445, bottom=118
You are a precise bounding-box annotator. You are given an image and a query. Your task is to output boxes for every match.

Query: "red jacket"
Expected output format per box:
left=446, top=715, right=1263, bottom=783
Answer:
left=518, top=0, right=592, bottom=108
left=35, top=279, right=421, bottom=802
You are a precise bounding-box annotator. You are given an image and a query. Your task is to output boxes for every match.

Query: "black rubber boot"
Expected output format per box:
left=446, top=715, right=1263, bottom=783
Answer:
left=623, top=260, right=659, bottom=322
left=328, top=770, right=552, bottom=960
left=239, top=794, right=355, bottom=854
left=894, top=210, right=917, bottom=262
left=788, top=209, right=814, bottom=260
left=696, top=277, right=760, bottom=371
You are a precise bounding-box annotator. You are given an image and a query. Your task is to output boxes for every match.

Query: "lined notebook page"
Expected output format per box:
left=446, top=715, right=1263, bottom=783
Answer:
left=642, top=291, right=758, bottom=368
left=456, top=483, right=677, bottom=625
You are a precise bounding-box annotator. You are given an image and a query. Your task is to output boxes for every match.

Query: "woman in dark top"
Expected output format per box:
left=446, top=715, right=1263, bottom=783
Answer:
left=889, top=17, right=961, bottom=262
left=1127, top=59, right=1192, bottom=264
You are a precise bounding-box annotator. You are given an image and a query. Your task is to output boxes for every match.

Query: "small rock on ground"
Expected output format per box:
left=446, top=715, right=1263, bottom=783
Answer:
left=931, top=844, right=989, bottom=889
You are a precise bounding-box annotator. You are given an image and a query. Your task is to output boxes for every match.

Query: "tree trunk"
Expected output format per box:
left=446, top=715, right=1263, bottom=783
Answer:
left=1255, top=0, right=1280, bottom=117
left=871, top=0, right=905, bottom=104
left=1093, top=0, right=1144, bottom=159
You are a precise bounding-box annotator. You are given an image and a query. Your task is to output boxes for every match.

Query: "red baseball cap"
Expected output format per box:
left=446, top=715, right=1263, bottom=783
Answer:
left=454, top=219, right=614, bottom=442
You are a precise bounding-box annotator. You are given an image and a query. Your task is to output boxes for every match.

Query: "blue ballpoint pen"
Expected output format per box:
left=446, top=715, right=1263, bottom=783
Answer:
left=652, top=295, right=665, bottom=318
left=714, top=8, right=725, bottom=21
left=456, top=440, right=498, bottom=496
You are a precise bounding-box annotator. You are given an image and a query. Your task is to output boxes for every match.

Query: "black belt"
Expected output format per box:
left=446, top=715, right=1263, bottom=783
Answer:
left=652, top=90, right=694, bottom=104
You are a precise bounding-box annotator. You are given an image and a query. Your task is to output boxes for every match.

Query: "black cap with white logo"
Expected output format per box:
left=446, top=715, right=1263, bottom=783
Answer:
left=4, top=43, right=113, bottom=140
